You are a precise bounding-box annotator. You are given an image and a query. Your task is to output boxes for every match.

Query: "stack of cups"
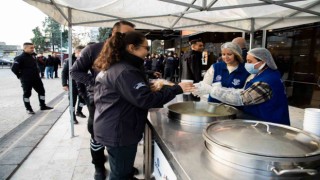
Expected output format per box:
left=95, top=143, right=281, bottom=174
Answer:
left=303, top=108, right=320, bottom=137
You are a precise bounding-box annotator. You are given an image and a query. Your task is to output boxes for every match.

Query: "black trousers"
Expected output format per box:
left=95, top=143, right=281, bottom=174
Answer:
left=39, top=65, right=45, bottom=78
left=84, top=97, right=106, bottom=167
left=21, top=79, right=46, bottom=110
left=54, top=66, right=59, bottom=78
left=69, top=90, right=86, bottom=118
left=107, top=144, right=137, bottom=180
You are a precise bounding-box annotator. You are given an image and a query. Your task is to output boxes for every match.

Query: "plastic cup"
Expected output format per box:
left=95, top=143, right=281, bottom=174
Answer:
left=181, top=79, right=193, bottom=94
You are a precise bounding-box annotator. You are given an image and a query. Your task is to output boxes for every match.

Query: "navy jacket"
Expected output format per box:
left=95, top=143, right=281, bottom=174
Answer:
left=70, top=42, right=104, bottom=102
left=208, top=62, right=250, bottom=102
left=94, top=52, right=183, bottom=147
left=243, top=68, right=290, bottom=125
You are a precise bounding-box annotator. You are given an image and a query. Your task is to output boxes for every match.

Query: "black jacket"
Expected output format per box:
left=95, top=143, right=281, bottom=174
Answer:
left=45, top=56, right=55, bottom=66
left=61, top=54, right=77, bottom=88
left=180, top=50, right=203, bottom=83
left=70, top=42, right=103, bottom=101
left=11, top=52, right=40, bottom=81
left=62, top=54, right=87, bottom=97
left=94, top=52, right=183, bottom=147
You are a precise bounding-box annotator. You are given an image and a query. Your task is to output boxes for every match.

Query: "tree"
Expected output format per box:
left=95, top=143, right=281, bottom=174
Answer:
left=31, top=17, right=69, bottom=53
left=31, top=27, right=46, bottom=53
left=43, top=17, right=68, bottom=52
left=72, top=33, right=82, bottom=48
left=61, top=29, right=68, bottom=48
left=97, top=27, right=112, bottom=42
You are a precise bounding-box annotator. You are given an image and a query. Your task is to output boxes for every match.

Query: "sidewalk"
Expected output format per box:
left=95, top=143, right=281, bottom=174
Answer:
left=7, top=96, right=145, bottom=180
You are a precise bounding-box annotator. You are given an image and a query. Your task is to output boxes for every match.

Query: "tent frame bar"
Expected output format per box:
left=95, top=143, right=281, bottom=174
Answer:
left=170, top=0, right=197, bottom=29
left=257, top=0, right=320, bottom=31
left=261, top=0, right=320, bottom=16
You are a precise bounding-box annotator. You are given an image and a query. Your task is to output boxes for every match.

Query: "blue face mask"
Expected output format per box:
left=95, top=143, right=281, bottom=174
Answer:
left=245, top=62, right=261, bottom=74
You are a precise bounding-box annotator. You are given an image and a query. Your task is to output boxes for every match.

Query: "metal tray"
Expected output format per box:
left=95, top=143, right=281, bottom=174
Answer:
left=167, top=101, right=238, bottom=126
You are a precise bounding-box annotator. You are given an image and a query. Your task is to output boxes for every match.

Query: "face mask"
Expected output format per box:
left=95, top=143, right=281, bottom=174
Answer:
left=245, top=62, right=265, bottom=74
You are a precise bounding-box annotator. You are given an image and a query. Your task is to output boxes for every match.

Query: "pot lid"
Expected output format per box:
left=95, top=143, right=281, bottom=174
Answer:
left=203, top=120, right=320, bottom=157
left=168, top=101, right=238, bottom=117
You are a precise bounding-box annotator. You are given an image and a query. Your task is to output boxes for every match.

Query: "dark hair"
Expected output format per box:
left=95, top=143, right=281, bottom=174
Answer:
left=112, top=20, right=135, bottom=32
left=75, top=45, right=85, bottom=50
left=87, top=42, right=96, bottom=46
left=23, top=42, right=33, bottom=46
left=189, top=38, right=202, bottom=45
left=94, top=31, right=146, bottom=71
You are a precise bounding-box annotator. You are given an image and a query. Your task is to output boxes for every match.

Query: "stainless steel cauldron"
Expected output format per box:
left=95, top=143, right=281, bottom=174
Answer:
left=167, top=101, right=238, bottom=126
left=203, top=120, right=320, bottom=178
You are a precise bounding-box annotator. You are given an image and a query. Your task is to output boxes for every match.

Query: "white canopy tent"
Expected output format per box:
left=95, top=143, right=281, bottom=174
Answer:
left=25, top=0, right=320, bottom=32
left=23, top=0, right=320, bottom=137
left=24, top=0, right=320, bottom=52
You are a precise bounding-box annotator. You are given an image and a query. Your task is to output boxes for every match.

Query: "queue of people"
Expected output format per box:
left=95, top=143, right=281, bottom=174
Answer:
left=35, top=52, right=61, bottom=79
left=71, top=21, right=137, bottom=180
left=12, top=20, right=291, bottom=180
left=144, top=52, right=180, bottom=82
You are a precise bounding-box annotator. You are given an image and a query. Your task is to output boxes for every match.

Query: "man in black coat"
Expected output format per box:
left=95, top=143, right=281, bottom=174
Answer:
left=52, top=52, right=61, bottom=78
left=11, top=42, right=53, bottom=114
left=180, top=38, right=204, bottom=83
left=180, top=39, right=204, bottom=101
left=61, top=45, right=86, bottom=124
left=36, top=53, right=46, bottom=78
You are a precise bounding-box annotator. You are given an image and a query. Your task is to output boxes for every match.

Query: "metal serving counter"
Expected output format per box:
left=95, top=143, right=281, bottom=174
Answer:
left=144, top=107, right=257, bottom=180
left=144, top=107, right=319, bottom=180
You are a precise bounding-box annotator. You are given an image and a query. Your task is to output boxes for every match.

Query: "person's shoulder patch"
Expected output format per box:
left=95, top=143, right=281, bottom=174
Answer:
left=134, top=82, right=146, bottom=89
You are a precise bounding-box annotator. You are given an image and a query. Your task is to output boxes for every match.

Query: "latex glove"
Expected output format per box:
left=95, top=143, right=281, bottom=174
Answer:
left=192, top=81, right=212, bottom=97
left=211, top=82, right=222, bottom=88
left=210, top=83, right=244, bottom=106
left=150, top=79, right=174, bottom=92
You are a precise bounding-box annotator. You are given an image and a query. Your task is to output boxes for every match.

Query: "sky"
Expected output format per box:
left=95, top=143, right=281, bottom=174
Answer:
left=0, top=0, right=47, bottom=46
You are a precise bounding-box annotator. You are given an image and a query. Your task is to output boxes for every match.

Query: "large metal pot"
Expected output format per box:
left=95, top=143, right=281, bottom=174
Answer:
left=203, top=120, right=320, bottom=178
left=167, top=101, right=238, bottom=126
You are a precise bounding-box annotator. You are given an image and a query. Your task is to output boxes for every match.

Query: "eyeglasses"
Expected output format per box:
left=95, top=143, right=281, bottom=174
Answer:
left=140, top=45, right=150, bottom=51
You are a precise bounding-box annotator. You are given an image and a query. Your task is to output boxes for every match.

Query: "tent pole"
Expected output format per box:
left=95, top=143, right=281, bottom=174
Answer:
left=67, top=7, right=75, bottom=138
left=249, top=33, right=254, bottom=50
left=262, top=29, right=267, bottom=48
left=242, top=32, right=245, bottom=38
left=249, top=18, right=255, bottom=50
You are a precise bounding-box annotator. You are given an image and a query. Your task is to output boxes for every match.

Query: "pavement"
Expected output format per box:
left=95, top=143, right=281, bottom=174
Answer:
left=0, top=94, right=145, bottom=180
left=0, top=68, right=65, bottom=139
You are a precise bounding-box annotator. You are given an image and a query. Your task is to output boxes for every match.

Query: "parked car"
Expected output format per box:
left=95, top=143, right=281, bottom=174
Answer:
left=0, top=59, right=13, bottom=66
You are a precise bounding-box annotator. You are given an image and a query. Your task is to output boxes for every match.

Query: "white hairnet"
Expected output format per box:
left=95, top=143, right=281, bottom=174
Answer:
left=248, top=48, right=277, bottom=70
left=221, top=42, right=243, bottom=63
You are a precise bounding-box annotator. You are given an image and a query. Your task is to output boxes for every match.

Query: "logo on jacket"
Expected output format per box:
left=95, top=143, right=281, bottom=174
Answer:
left=215, top=75, right=222, bottom=81
left=134, top=82, right=146, bottom=89
left=232, top=79, right=241, bottom=86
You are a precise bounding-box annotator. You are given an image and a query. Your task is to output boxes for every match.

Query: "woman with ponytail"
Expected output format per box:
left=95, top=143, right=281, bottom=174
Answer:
left=93, top=31, right=193, bottom=180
